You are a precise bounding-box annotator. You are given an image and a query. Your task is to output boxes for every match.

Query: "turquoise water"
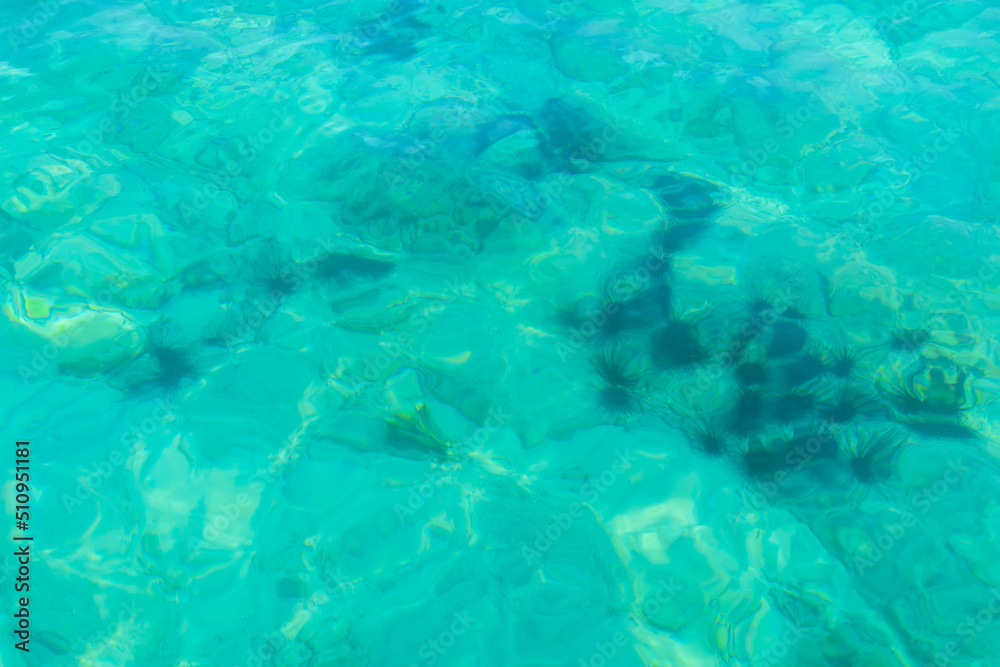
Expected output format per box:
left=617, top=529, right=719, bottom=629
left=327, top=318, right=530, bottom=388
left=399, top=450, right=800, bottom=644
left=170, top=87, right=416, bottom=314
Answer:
left=2, top=0, right=1000, bottom=665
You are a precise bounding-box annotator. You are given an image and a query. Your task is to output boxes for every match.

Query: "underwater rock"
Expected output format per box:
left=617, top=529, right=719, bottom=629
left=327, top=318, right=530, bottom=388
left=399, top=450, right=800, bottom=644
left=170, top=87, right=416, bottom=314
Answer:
left=591, top=187, right=664, bottom=238
left=824, top=260, right=900, bottom=333
left=2, top=155, right=112, bottom=226
left=87, top=211, right=169, bottom=250
left=15, top=230, right=173, bottom=309
left=471, top=169, right=551, bottom=227
left=534, top=98, right=625, bottom=172
left=881, top=358, right=975, bottom=418
left=4, top=286, right=145, bottom=377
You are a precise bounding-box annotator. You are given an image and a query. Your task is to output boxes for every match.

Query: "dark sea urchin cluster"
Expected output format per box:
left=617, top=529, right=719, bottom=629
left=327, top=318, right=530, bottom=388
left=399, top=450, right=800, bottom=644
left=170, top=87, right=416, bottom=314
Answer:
left=552, top=172, right=984, bottom=503
left=552, top=172, right=722, bottom=414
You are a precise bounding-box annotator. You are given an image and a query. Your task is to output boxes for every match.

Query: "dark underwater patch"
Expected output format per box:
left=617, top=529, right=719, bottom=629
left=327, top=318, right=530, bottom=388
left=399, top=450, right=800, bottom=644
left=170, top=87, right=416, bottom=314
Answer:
left=767, top=321, right=808, bottom=359
left=650, top=320, right=704, bottom=368
left=730, top=388, right=764, bottom=435
left=822, top=386, right=878, bottom=424
left=534, top=98, right=617, bottom=172
left=780, top=353, right=825, bottom=388
left=769, top=389, right=817, bottom=424
left=734, top=360, right=768, bottom=387
left=784, top=432, right=839, bottom=462
left=362, top=35, right=420, bottom=61
left=348, top=0, right=431, bottom=62
left=897, top=418, right=980, bottom=441
left=652, top=173, right=722, bottom=222
left=827, top=346, right=858, bottom=379
left=556, top=281, right=664, bottom=345
left=736, top=438, right=789, bottom=481
left=688, top=422, right=730, bottom=458
left=244, top=239, right=299, bottom=298
left=123, top=321, right=203, bottom=396
left=654, top=222, right=711, bottom=254
left=887, top=327, right=930, bottom=354
left=313, top=252, right=394, bottom=286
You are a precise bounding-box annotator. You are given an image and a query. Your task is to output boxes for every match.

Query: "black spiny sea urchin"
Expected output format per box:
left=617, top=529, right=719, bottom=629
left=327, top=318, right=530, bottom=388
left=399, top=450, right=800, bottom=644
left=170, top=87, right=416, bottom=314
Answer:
left=688, top=422, right=730, bottom=459
left=842, top=429, right=906, bottom=488
left=591, top=347, right=644, bottom=416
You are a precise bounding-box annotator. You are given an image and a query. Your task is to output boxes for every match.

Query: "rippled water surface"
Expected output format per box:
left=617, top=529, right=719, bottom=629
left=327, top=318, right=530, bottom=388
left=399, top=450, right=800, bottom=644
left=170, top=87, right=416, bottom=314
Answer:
left=3, top=0, right=1000, bottom=665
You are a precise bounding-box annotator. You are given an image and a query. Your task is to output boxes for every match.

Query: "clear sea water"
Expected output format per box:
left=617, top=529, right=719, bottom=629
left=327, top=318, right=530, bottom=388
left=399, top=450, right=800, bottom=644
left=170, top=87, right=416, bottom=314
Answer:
left=2, top=0, right=1000, bottom=665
